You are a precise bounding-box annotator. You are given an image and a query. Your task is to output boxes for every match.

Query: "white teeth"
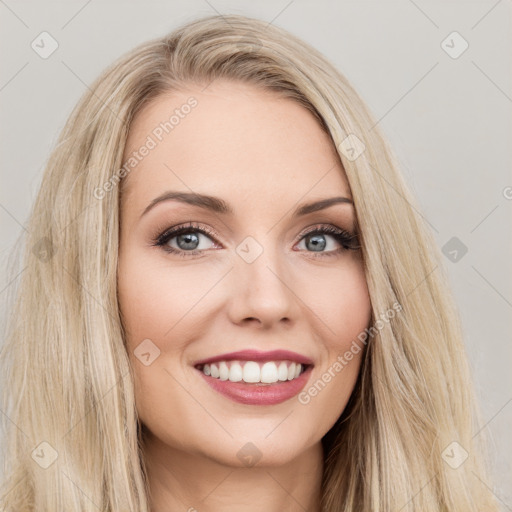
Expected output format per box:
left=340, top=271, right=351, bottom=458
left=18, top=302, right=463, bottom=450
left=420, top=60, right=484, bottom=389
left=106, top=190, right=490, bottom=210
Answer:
left=229, top=362, right=243, bottom=382
left=260, top=362, right=278, bottom=383
left=278, top=362, right=288, bottom=381
left=199, top=360, right=306, bottom=384
left=243, top=361, right=261, bottom=383
left=219, top=361, right=229, bottom=381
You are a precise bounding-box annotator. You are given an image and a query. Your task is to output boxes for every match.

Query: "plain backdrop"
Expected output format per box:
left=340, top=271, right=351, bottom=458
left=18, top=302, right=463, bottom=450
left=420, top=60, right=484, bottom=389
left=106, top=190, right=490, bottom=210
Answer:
left=1, top=0, right=511, bottom=506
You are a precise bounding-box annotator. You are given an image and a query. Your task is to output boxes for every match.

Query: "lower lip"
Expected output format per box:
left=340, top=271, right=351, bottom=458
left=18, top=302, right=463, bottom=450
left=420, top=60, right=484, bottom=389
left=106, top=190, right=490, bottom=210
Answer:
left=196, top=366, right=313, bottom=405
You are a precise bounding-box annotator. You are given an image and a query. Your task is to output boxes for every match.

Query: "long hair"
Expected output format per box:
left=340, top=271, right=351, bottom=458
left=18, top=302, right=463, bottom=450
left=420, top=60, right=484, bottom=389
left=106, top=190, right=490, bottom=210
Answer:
left=0, top=14, right=498, bottom=511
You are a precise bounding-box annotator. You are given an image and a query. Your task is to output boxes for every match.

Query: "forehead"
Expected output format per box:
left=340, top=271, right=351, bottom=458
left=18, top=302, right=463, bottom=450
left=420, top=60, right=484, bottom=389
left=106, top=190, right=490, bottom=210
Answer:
left=121, top=80, right=351, bottom=209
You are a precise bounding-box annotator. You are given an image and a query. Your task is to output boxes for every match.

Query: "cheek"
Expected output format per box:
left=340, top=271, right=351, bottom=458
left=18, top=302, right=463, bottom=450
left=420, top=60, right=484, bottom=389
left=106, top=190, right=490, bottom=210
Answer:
left=299, top=255, right=371, bottom=343
left=117, top=249, right=207, bottom=435
left=117, top=248, right=215, bottom=344
left=294, top=257, right=370, bottom=419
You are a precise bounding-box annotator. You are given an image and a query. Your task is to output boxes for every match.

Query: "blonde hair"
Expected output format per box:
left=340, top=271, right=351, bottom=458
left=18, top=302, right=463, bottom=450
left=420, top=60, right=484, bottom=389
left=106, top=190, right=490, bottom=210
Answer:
left=0, top=14, right=498, bottom=511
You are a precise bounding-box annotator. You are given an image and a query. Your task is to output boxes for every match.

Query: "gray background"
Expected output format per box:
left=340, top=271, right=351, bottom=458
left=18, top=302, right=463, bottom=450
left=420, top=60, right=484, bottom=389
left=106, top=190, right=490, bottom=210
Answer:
left=1, top=0, right=511, bottom=507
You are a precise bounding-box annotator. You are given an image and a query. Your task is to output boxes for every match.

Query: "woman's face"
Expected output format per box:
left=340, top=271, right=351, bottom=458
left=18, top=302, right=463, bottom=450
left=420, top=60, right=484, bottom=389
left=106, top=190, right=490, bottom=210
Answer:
left=117, top=80, right=372, bottom=467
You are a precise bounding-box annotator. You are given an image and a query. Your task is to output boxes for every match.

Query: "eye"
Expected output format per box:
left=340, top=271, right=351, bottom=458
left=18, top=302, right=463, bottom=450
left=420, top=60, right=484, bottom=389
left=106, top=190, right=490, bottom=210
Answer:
left=295, top=225, right=359, bottom=257
left=152, top=222, right=219, bottom=257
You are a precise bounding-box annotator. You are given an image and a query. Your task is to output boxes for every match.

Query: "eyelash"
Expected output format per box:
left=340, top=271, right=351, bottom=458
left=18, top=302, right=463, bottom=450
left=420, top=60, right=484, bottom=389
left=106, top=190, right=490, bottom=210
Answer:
left=151, top=221, right=360, bottom=258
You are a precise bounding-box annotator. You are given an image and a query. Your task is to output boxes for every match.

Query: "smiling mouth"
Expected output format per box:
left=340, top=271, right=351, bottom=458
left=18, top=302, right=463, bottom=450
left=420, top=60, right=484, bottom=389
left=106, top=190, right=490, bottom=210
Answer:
left=194, top=359, right=311, bottom=385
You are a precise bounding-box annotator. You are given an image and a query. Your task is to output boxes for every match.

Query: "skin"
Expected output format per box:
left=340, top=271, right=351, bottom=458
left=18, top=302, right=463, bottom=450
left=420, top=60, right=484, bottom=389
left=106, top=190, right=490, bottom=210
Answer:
left=117, top=80, right=372, bottom=512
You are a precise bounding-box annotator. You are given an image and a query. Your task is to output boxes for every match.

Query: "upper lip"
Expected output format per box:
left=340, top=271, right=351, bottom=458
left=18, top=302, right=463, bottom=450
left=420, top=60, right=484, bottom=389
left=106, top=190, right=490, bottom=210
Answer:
left=193, top=349, right=314, bottom=367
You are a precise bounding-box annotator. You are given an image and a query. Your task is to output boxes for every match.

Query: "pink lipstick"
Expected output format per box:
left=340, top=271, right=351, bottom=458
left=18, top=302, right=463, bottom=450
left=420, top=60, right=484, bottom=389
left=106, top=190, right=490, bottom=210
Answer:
left=193, top=349, right=314, bottom=405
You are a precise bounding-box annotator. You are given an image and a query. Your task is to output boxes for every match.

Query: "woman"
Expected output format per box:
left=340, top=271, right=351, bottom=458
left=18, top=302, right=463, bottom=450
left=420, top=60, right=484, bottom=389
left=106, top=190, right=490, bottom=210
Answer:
left=0, top=14, right=498, bottom=511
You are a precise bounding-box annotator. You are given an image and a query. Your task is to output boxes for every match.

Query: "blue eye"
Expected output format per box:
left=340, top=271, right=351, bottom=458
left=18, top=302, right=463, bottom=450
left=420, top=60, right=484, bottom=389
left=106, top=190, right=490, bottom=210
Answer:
left=153, top=222, right=218, bottom=257
left=153, top=222, right=359, bottom=258
left=296, top=226, right=358, bottom=254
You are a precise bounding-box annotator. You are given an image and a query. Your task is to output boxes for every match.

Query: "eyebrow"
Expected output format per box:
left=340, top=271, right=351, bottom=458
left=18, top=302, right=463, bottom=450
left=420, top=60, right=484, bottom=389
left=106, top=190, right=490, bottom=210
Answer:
left=140, top=191, right=353, bottom=219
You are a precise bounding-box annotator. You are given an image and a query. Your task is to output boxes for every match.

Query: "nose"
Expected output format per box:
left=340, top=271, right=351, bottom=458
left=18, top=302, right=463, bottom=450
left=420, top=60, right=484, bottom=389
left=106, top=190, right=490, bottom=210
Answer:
left=226, top=241, right=299, bottom=329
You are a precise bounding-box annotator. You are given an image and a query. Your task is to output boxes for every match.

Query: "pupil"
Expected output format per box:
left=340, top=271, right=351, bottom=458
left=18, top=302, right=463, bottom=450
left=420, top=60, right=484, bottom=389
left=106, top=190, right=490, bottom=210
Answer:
left=307, top=234, right=326, bottom=252
left=178, top=232, right=199, bottom=250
